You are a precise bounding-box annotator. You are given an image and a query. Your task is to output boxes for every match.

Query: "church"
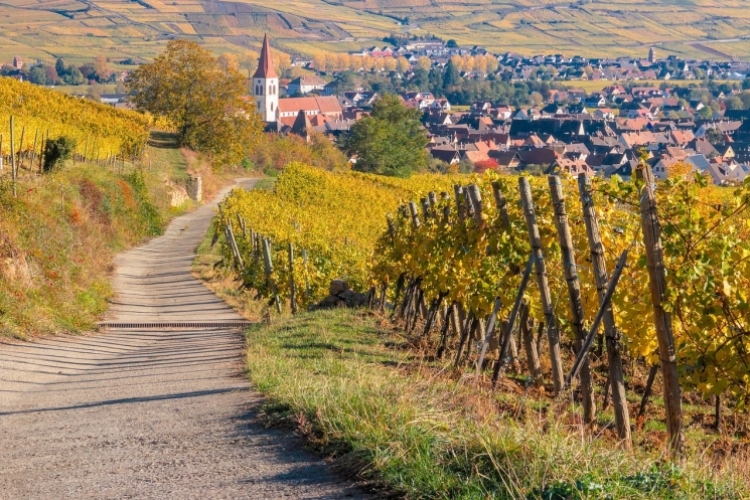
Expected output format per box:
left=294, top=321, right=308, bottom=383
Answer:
left=253, top=35, right=343, bottom=130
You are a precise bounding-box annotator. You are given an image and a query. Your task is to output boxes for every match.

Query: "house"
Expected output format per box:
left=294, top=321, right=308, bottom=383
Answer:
left=603, top=160, right=638, bottom=180
left=430, top=145, right=460, bottom=165
left=547, top=159, right=594, bottom=176
left=461, top=150, right=492, bottom=164
left=289, top=110, right=313, bottom=142
left=490, top=151, right=522, bottom=169
left=714, top=144, right=735, bottom=159
left=518, top=148, right=560, bottom=166
left=594, top=108, right=615, bottom=120
left=287, top=75, right=327, bottom=96
left=277, top=96, right=343, bottom=127
left=12, top=56, right=22, bottom=70
left=690, top=138, right=719, bottom=158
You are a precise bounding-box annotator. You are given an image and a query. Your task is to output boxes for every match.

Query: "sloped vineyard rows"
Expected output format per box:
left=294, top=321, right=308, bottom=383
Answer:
left=217, top=162, right=750, bottom=451
left=0, top=78, right=152, bottom=160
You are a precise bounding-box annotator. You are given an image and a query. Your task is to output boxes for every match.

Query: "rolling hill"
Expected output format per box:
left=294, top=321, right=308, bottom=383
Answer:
left=2, top=0, right=750, bottom=64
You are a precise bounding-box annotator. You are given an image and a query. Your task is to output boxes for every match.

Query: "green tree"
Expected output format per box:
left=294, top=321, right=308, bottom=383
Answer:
left=126, top=40, right=263, bottom=166
left=55, top=58, right=67, bottom=77
left=726, top=95, right=744, bottom=111
left=705, top=127, right=724, bottom=145
left=27, top=66, right=47, bottom=85
left=43, top=136, right=76, bottom=172
left=345, top=94, right=428, bottom=177
left=63, top=67, right=85, bottom=85
left=443, top=59, right=461, bottom=89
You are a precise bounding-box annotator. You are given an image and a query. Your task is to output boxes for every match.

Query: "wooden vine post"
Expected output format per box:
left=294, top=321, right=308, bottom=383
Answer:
left=519, top=301, right=543, bottom=387
left=30, top=129, right=38, bottom=173
left=549, top=176, right=596, bottom=423
left=288, top=243, right=297, bottom=314
left=18, top=125, right=25, bottom=170
left=453, top=185, right=466, bottom=224
left=518, top=177, right=565, bottom=395
left=637, top=164, right=683, bottom=455
left=302, top=249, right=311, bottom=304
left=10, top=117, right=17, bottom=197
left=262, top=237, right=282, bottom=314
left=578, top=173, right=631, bottom=446
left=491, top=181, right=511, bottom=230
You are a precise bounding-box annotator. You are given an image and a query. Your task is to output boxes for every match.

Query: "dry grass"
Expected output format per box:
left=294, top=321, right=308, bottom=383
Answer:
left=0, top=133, right=192, bottom=338
left=243, top=309, right=749, bottom=499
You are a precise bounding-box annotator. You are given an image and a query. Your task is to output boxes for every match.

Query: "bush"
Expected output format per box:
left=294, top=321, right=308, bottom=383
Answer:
left=43, top=136, right=76, bottom=172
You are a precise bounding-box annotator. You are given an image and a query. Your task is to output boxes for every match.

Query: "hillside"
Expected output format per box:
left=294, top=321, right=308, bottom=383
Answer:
left=0, top=77, right=150, bottom=157
left=3, top=0, right=750, bottom=64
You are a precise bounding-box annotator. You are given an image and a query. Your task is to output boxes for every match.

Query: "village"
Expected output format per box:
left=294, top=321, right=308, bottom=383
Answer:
left=254, top=35, right=750, bottom=186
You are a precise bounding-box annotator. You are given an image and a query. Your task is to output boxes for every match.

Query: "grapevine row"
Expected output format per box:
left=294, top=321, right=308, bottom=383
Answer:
left=217, top=162, right=750, bottom=455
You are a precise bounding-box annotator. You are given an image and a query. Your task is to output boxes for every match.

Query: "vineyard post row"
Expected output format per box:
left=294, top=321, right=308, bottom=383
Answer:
left=0, top=115, right=153, bottom=195
left=215, top=166, right=684, bottom=456
left=382, top=167, right=683, bottom=454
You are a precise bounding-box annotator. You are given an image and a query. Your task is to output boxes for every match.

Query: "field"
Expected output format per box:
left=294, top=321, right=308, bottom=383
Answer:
left=3, top=1, right=750, bottom=66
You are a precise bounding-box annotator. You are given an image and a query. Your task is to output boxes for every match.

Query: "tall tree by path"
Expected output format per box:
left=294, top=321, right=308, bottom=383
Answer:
left=126, top=40, right=263, bottom=166
left=344, top=94, right=429, bottom=178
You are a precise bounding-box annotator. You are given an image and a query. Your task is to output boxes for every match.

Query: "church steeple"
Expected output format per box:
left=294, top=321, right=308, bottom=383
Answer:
left=253, top=33, right=279, bottom=123
left=254, top=34, right=278, bottom=79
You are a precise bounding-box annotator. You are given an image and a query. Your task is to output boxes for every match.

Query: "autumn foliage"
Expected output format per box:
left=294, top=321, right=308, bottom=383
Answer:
left=127, top=40, right=264, bottom=166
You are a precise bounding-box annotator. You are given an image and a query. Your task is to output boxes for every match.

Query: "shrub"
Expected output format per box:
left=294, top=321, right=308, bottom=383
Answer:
left=43, top=136, right=76, bottom=172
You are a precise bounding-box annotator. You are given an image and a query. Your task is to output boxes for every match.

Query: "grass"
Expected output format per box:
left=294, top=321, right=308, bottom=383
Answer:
left=243, top=309, right=749, bottom=499
left=0, top=132, right=191, bottom=338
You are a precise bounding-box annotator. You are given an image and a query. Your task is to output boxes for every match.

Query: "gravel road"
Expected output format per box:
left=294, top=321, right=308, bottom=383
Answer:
left=0, top=180, right=371, bottom=499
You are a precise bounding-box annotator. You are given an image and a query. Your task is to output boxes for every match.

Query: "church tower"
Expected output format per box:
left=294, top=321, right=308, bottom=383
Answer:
left=253, top=34, right=279, bottom=123
left=648, top=46, right=656, bottom=64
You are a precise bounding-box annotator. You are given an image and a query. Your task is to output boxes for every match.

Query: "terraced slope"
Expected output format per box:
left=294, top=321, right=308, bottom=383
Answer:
left=2, top=0, right=750, bottom=63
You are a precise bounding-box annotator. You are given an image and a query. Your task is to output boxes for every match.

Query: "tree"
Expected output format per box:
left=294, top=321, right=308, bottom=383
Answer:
left=217, top=53, right=239, bottom=72
left=94, top=55, right=111, bottom=81
left=274, top=51, right=292, bottom=74
left=486, top=56, right=499, bottom=74
left=446, top=39, right=458, bottom=48
left=417, top=56, right=432, bottom=72
left=312, top=53, right=327, bottom=72
left=396, top=56, right=410, bottom=73
left=55, top=58, right=67, bottom=77
left=87, top=83, right=104, bottom=101
left=43, top=136, right=75, bottom=172
left=27, top=66, right=47, bottom=85
left=443, top=59, right=461, bottom=88
left=474, top=55, right=488, bottom=75
left=344, top=94, right=429, bottom=177
left=126, top=40, right=263, bottom=166
left=726, top=95, right=744, bottom=111
left=63, top=67, right=85, bottom=85
left=44, top=65, right=58, bottom=85
left=705, top=127, right=725, bottom=145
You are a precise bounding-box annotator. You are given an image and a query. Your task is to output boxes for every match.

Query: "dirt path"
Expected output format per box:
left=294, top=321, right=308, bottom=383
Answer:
left=0, top=180, right=369, bottom=499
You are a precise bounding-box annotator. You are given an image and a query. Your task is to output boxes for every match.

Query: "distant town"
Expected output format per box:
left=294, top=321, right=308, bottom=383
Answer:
left=7, top=34, right=750, bottom=186
left=251, top=35, right=750, bottom=187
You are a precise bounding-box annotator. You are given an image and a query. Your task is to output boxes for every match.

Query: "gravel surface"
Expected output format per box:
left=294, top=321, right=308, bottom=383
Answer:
left=0, top=180, right=371, bottom=500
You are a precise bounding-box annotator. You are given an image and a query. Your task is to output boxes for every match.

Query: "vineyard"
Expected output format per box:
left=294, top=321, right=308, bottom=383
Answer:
left=0, top=77, right=151, bottom=164
left=218, top=162, right=750, bottom=460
